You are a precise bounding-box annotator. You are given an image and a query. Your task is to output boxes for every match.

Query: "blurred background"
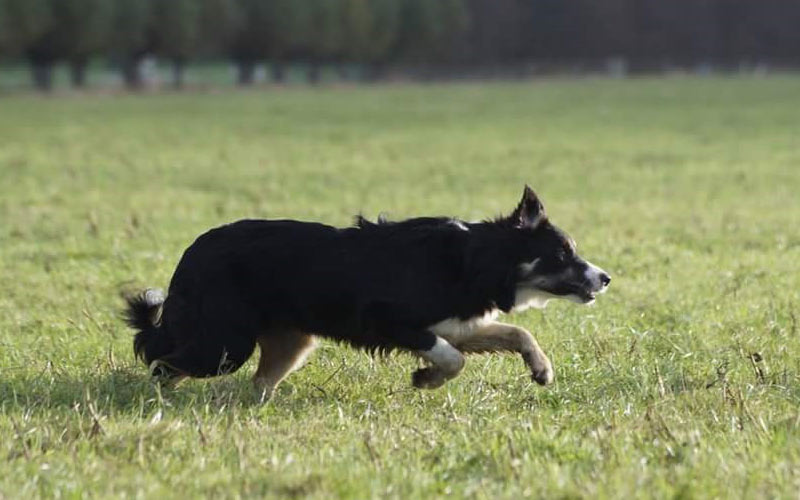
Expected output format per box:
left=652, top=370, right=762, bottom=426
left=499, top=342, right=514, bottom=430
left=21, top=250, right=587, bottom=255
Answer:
left=1, top=2, right=800, bottom=497
left=1, top=0, right=800, bottom=91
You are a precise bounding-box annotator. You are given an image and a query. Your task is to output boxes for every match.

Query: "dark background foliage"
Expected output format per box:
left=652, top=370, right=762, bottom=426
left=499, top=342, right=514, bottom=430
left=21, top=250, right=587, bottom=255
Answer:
left=1, top=0, right=799, bottom=90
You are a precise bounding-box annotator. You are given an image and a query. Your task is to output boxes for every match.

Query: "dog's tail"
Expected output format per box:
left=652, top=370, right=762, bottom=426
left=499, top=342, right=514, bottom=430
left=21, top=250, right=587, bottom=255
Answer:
left=124, top=289, right=173, bottom=368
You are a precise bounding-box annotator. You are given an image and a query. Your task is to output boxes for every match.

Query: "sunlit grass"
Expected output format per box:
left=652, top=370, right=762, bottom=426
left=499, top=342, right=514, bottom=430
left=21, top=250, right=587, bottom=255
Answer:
left=1, top=76, right=799, bottom=498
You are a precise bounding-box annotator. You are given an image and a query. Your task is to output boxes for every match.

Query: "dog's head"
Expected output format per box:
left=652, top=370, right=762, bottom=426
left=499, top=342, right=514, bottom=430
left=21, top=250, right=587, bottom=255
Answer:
left=505, top=186, right=610, bottom=310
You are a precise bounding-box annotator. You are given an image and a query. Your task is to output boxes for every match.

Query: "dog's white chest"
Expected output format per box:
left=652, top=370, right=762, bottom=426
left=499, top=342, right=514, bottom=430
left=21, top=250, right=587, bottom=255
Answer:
left=427, top=310, right=499, bottom=343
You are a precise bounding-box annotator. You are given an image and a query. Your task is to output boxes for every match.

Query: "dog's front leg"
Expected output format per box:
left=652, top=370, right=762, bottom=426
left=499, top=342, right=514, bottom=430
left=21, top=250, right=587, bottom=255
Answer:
left=413, top=336, right=465, bottom=389
left=360, top=302, right=466, bottom=390
left=451, top=322, right=554, bottom=386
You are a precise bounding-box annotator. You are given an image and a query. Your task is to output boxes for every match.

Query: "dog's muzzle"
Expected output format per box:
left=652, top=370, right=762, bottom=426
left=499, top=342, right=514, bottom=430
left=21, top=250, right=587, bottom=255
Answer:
left=578, top=262, right=611, bottom=303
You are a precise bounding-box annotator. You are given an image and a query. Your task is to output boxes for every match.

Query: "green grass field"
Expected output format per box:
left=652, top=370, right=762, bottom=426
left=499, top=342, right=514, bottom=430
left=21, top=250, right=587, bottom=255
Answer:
left=1, top=77, right=799, bottom=499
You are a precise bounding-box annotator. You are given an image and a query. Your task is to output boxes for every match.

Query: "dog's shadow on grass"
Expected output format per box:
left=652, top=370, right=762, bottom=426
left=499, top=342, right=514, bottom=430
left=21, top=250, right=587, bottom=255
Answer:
left=0, top=367, right=291, bottom=415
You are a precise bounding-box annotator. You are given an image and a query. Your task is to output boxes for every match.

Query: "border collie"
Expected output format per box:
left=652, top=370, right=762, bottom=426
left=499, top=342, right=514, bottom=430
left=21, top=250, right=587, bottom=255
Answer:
left=124, top=186, right=610, bottom=398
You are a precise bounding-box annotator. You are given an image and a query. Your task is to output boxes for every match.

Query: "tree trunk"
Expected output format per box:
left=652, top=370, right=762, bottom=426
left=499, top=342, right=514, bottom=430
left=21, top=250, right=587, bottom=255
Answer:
left=363, top=62, right=386, bottom=82
left=336, top=64, right=348, bottom=81
left=271, top=62, right=286, bottom=83
left=172, top=58, right=185, bottom=89
left=122, top=57, right=144, bottom=90
left=307, top=62, right=321, bottom=85
left=237, top=60, right=255, bottom=86
left=69, top=58, right=88, bottom=88
left=31, top=61, right=54, bottom=92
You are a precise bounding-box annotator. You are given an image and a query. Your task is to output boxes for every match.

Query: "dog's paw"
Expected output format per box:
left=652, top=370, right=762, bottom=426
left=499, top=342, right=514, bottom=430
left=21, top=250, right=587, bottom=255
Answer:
left=522, top=351, right=554, bottom=386
left=412, top=367, right=446, bottom=389
left=148, top=360, right=186, bottom=388
left=531, top=365, right=554, bottom=386
left=252, top=378, right=275, bottom=404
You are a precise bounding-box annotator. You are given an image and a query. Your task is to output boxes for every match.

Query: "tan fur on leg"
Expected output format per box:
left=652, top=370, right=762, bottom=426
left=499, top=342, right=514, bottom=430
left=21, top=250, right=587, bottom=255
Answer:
left=449, top=322, right=554, bottom=385
left=253, top=333, right=317, bottom=401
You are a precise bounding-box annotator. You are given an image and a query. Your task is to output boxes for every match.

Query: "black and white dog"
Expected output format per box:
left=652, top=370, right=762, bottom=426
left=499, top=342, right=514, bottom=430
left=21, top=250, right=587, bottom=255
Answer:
left=125, top=186, right=609, bottom=398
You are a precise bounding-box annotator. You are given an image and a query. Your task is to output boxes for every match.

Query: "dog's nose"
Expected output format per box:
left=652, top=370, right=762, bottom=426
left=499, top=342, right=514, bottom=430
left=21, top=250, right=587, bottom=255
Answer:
left=600, top=273, right=611, bottom=287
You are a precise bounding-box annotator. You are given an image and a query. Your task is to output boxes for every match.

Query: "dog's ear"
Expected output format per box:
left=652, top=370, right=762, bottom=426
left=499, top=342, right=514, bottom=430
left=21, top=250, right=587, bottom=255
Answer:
left=509, top=185, right=546, bottom=228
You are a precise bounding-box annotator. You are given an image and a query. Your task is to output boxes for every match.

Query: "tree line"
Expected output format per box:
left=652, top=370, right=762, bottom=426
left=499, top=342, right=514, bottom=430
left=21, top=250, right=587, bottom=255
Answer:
left=1, top=0, right=799, bottom=91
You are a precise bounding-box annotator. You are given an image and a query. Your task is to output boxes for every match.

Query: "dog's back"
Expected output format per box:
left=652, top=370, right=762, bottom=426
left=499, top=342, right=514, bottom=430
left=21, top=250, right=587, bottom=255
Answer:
left=128, top=217, right=476, bottom=379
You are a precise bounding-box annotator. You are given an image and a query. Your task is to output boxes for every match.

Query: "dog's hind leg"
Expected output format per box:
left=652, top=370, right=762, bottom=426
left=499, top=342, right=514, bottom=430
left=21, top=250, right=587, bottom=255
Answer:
left=413, top=336, right=465, bottom=389
left=253, top=332, right=317, bottom=401
left=148, top=359, right=188, bottom=387
left=154, top=332, right=257, bottom=380
left=450, top=322, right=554, bottom=386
